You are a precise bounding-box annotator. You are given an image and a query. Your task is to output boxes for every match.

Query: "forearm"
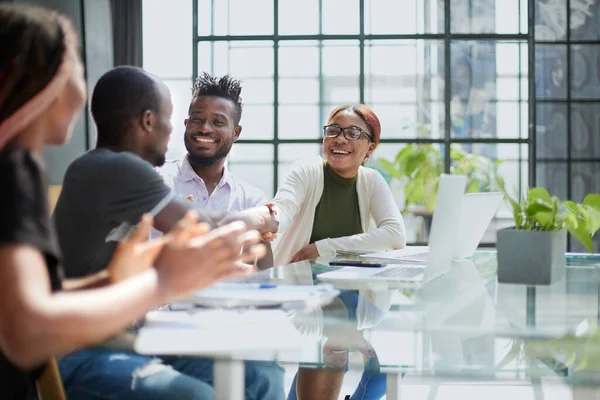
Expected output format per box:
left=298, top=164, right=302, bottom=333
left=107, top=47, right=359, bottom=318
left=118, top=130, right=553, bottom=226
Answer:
left=218, top=206, right=270, bottom=231
left=61, top=270, right=110, bottom=291
left=315, top=225, right=406, bottom=255
left=4, top=270, right=165, bottom=369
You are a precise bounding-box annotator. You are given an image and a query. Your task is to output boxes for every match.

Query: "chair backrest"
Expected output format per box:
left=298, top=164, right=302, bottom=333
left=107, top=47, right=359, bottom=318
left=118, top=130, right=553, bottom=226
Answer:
left=36, top=357, right=67, bottom=400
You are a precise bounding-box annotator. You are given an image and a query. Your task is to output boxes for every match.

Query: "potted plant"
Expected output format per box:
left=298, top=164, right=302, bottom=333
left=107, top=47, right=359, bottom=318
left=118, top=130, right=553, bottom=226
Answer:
left=495, top=177, right=600, bottom=285
left=376, top=141, right=502, bottom=215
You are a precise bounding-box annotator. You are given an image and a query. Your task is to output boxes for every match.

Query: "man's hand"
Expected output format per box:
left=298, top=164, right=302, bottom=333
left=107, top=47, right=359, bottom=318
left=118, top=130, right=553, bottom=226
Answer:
left=155, top=211, right=266, bottom=302
left=107, top=214, right=166, bottom=283
left=220, top=205, right=279, bottom=238
left=289, top=243, right=319, bottom=263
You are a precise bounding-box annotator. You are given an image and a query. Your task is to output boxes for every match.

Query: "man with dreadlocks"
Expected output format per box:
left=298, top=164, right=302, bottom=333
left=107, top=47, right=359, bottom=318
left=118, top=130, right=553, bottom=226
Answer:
left=158, top=73, right=274, bottom=268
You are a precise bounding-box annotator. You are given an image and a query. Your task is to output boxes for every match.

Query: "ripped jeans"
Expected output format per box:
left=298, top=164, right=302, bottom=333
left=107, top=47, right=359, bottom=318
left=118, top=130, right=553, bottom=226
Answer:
left=58, top=349, right=285, bottom=400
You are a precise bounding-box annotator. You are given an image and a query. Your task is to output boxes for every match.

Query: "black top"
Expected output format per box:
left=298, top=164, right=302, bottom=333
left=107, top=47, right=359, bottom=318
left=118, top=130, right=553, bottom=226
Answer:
left=0, top=149, right=64, bottom=400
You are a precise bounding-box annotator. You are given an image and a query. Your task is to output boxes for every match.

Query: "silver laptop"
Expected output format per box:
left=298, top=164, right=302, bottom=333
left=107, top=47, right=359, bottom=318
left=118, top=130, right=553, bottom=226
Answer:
left=317, top=174, right=468, bottom=289
left=361, top=191, right=503, bottom=263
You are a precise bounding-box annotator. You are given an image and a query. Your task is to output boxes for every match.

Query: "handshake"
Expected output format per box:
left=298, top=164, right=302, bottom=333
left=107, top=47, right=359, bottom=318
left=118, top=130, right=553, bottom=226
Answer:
left=107, top=204, right=280, bottom=305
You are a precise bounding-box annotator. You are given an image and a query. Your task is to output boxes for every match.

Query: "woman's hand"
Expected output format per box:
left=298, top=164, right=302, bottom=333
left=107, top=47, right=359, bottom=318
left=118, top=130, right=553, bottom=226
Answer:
left=290, top=243, right=319, bottom=263
left=107, top=214, right=166, bottom=283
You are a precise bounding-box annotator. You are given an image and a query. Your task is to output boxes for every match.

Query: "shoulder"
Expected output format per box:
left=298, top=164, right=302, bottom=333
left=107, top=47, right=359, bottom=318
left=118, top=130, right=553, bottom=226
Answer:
left=287, top=157, right=325, bottom=180
left=156, top=158, right=183, bottom=183
left=358, top=166, right=389, bottom=190
left=0, top=150, right=44, bottom=204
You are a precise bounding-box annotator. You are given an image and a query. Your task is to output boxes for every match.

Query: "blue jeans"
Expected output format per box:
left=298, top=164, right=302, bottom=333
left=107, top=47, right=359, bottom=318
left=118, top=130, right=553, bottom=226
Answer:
left=286, top=291, right=392, bottom=400
left=286, top=356, right=387, bottom=400
left=59, top=349, right=285, bottom=400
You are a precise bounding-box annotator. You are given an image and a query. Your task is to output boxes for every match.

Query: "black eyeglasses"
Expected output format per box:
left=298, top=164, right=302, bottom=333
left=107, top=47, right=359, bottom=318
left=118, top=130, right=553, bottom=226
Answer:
left=323, top=125, right=373, bottom=142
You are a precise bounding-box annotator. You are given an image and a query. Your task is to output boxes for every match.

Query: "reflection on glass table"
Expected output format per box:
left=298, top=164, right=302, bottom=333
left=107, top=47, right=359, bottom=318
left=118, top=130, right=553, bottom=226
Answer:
left=133, top=251, right=600, bottom=400
left=269, top=252, right=600, bottom=394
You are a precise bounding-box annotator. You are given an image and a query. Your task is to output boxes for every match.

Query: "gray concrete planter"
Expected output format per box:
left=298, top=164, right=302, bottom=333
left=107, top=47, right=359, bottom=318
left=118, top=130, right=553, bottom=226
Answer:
left=496, top=228, right=567, bottom=285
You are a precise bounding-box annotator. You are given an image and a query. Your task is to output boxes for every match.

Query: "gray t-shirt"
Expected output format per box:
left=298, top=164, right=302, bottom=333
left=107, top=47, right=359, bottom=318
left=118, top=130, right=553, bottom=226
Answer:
left=54, top=148, right=173, bottom=278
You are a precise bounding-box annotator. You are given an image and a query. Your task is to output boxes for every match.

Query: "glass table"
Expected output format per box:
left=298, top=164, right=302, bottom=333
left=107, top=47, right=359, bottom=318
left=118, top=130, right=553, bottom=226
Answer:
left=136, top=252, right=600, bottom=399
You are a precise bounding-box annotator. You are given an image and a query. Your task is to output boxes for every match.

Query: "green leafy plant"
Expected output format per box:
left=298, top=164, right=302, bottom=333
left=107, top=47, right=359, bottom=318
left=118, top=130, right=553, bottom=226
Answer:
left=495, top=175, right=600, bottom=252
left=377, top=142, right=502, bottom=213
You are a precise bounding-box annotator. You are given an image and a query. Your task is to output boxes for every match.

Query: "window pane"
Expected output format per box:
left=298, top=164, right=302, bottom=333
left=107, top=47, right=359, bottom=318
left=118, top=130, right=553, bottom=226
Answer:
left=571, top=104, right=600, bottom=159
left=536, top=103, right=567, bottom=159
left=240, top=105, right=274, bottom=140
left=197, top=0, right=273, bottom=36
left=143, top=0, right=192, bottom=78
left=571, top=0, right=600, bottom=40
left=570, top=45, right=600, bottom=100
left=197, top=41, right=274, bottom=104
left=364, top=0, right=443, bottom=34
left=537, top=162, right=567, bottom=200
left=278, top=105, right=320, bottom=140
left=450, top=0, right=521, bottom=34
left=278, top=144, right=322, bottom=187
left=451, top=41, right=526, bottom=139
left=535, top=0, right=566, bottom=41
left=227, top=144, right=274, bottom=198
left=278, top=0, right=319, bottom=35
left=365, top=40, right=445, bottom=139
left=535, top=45, right=567, bottom=100
left=279, top=78, right=319, bottom=105
left=322, top=40, right=360, bottom=104
left=520, top=0, right=528, bottom=33
left=279, top=41, right=320, bottom=78
left=279, top=41, right=319, bottom=105
left=164, top=79, right=193, bottom=161
left=572, top=162, right=600, bottom=201
left=321, top=0, right=360, bottom=34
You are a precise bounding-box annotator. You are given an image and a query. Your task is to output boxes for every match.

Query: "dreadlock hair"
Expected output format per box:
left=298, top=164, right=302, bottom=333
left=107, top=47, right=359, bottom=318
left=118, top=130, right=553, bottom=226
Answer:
left=0, top=4, right=64, bottom=123
left=190, top=72, right=243, bottom=124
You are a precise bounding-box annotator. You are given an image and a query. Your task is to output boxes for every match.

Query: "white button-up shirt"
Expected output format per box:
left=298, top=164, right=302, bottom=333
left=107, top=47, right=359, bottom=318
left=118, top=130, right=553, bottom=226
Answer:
left=157, top=154, right=267, bottom=213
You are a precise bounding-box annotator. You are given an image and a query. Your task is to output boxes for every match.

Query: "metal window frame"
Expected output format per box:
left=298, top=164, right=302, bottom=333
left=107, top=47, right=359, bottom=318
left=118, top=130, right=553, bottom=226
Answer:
left=190, top=0, right=599, bottom=248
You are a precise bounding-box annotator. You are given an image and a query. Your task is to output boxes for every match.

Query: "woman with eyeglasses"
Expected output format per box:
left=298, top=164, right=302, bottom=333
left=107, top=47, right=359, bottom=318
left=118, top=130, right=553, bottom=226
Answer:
left=271, top=104, right=406, bottom=266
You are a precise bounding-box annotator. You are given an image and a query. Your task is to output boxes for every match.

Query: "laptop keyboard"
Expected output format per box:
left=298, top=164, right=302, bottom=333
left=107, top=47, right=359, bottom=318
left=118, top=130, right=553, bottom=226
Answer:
left=397, top=252, right=429, bottom=263
left=372, top=267, right=423, bottom=279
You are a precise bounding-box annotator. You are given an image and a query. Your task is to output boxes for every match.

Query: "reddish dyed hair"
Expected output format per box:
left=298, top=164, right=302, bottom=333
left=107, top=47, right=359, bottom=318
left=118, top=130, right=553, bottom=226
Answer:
left=328, top=104, right=381, bottom=147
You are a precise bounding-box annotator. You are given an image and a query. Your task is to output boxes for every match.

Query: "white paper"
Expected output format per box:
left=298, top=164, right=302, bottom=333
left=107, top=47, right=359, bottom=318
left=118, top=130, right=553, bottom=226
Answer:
left=361, top=246, right=430, bottom=260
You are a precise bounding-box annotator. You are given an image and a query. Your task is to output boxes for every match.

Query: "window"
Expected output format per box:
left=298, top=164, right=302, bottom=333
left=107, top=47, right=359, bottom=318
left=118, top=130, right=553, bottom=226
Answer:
left=143, top=0, right=600, bottom=249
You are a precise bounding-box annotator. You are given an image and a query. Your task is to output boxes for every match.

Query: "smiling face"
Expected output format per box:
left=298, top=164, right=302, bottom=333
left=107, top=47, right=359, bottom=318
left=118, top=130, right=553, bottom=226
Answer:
left=323, top=110, right=376, bottom=178
left=184, top=95, right=241, bottom=167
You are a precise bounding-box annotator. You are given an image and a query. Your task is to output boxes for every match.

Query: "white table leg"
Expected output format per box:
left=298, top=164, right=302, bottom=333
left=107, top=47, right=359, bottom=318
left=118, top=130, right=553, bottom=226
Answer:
left=214, top=359, right=244, bottom=400
left=386, top=373, right=402, bottom=400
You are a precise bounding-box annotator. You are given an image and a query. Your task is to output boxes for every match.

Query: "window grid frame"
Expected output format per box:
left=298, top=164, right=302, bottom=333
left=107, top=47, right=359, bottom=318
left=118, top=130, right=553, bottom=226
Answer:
left=191, top=0, right=599, bottom=249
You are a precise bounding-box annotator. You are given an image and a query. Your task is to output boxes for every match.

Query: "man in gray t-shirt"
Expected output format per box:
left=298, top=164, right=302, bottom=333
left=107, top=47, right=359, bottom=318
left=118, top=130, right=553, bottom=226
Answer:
left=53, top=66, right=284, bottom=400
left=54, top=148, right=173, bottom=278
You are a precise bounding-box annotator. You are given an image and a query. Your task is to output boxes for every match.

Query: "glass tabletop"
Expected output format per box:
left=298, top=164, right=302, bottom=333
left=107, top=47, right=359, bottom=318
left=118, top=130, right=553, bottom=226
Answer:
left=135, top=251, right=600, bottom=387
left=254, top=251, right=600, bottom=385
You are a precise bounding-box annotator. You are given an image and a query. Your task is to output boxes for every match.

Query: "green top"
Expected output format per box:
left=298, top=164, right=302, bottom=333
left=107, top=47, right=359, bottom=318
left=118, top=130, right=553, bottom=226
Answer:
left=309, top=162, right=363, bottom=244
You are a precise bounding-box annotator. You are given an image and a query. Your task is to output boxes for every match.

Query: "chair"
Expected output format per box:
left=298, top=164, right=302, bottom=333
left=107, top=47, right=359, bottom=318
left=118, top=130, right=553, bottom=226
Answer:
left=36, top=357, right=67, bottom=400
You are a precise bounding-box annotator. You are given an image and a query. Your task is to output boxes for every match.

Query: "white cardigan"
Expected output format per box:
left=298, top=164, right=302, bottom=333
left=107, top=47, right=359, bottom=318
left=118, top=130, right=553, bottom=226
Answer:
left=272, top=158, right=407, bottom=266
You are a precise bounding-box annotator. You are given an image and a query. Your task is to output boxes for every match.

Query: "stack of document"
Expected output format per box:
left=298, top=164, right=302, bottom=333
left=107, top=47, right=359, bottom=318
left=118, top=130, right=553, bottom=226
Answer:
left=135, top=309, right=303, bottom=356
left=191, top=282, right=340, bottom=310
